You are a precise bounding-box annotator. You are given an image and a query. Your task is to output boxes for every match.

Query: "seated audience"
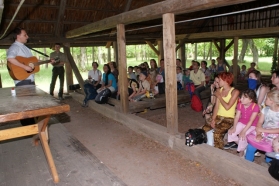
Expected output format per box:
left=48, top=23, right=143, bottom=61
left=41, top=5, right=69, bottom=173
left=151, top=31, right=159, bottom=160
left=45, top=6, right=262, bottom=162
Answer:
left=248, top=70, right=269, bottom=108
left=216, top=57, right=227, bottom=74
left=208, top=59, right=216, bottom=73
left=200, top=60, right=211, bottom=86
left=177, top=66, right=183, bottom=90
left=82, top=62, right=102, bottom=107
left=239, top=65, right=247, bottom=81
left=109, top=61, right=119, bottom=82
left=202, top=72, right=239, bottom=149
left=245, top=89, right=279, bottom=163
left=203, top=75, right=220, bottom=121
left=228, top=63, right=240, bottom=78
left=131, top=71, right=150, bottom=101
left=190, top=61, right=206, bottom=99
left=156, top=59, right=165, bottom=94
left=224, top=89, right=260, bottom=158
left=128, top=66, right=136, bottom=80
left=246, top=62, right=256, bottom=76
left=97, top=64, right=117, bottom=94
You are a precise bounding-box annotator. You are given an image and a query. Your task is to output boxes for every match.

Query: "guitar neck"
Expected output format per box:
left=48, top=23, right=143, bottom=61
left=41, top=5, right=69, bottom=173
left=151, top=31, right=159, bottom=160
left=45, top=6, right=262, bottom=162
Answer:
left=33, top=59, right=51, bottom=66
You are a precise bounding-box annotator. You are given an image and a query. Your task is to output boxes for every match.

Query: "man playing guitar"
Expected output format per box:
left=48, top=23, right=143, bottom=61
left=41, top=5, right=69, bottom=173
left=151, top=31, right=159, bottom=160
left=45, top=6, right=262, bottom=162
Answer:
left=7, top=27, right=35, bottom=86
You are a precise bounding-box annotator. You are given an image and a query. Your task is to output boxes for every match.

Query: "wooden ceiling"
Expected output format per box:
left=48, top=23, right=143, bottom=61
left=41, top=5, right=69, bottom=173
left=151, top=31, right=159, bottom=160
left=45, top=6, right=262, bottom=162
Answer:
left=0, top=0, right=278, bottom=48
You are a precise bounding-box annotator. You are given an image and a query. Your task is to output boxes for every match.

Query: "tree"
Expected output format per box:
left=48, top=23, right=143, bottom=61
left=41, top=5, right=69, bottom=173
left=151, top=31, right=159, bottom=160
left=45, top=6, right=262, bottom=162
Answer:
left=238, top=39, right=248, bottom=63
left=248, top=39, right=259, bottom=64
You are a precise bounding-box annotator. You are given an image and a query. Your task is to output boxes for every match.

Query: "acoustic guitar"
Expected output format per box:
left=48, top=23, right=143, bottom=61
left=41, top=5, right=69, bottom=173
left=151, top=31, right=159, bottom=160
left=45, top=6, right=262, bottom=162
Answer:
left=7, top=56, right=59, bottom=80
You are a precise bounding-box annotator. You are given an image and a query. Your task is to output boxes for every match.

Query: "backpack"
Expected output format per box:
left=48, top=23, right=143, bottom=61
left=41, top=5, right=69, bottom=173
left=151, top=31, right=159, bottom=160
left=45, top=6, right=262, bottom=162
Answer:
left=95, top=88, right=111, bottom=104
left=268, top=158, right=279, bottom=181
left=185, top=129, right=207, bottom=146
left=191, top=94, right=203, bottom=112
left=185, top=83, right=203, bottom=112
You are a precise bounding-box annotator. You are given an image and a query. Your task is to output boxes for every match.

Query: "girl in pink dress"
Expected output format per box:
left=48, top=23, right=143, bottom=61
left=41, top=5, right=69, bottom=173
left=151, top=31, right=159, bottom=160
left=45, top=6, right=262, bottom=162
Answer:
left=225, top=89, right=260, bottom=157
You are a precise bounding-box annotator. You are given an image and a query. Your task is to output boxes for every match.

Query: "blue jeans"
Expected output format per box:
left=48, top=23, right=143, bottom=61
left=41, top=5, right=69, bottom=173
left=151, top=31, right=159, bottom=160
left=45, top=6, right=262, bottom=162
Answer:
left=83, top=83, right=100, bottom=103
left=245, top=144, right=272, bottom=163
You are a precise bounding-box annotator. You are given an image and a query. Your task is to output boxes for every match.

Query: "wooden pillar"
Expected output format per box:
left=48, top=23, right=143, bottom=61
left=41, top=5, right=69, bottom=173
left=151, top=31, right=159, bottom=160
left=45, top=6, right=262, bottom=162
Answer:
left=158, top=39, right=164, bottom=62
left=107, top=46, right=111, bottom=62
left=233, top=37, right=238, bottom=85
left=117, top=24, right=129, bottom=113
left=64, top=51, right=73, bottom=94
left=63, top=43, right=85, bottom=94
left=113, top=42, right=118, bottom=65
left=163, top=13, right=178, bottom=135
left=220, top=39, right=226, bottom=61
left=179, top=40, right=186, bottom=68
left=274, top=38, right=279, bottom=69
left=0, top=74, right=2, bottom=88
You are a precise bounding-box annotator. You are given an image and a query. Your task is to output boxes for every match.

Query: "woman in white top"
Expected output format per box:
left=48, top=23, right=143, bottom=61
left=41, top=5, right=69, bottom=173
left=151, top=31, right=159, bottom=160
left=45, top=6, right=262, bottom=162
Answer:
left=82, top=62, right=102, bottom=107
left=248, top=70, right=269, bottom=108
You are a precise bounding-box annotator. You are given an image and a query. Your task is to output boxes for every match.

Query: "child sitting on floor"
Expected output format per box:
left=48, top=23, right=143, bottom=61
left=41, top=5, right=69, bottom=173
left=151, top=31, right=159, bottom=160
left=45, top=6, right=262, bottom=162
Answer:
left=177, top=66, right=183, bottom=90
left=224, top=89, right=260, bottom=157
left=245, top=89, right=279, bottom=163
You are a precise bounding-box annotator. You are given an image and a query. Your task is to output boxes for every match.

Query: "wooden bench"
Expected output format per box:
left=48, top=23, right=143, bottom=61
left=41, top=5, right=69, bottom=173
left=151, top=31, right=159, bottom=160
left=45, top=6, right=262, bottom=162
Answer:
left=107, top=88, right=211, bottom=113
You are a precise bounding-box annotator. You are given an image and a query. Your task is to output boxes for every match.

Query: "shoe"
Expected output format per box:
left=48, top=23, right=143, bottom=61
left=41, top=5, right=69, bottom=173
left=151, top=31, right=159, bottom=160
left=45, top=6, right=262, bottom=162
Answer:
left=265, top=152, right=279, bottom=159
left=254, top=151, right=261, bottom=157
left=59, top=97, right=64, bottom=100
left=179, top=104, right=186, bottom=108
left=82, top=101, right=88, bottom=107
left=223, top=142, right=238, bottom=150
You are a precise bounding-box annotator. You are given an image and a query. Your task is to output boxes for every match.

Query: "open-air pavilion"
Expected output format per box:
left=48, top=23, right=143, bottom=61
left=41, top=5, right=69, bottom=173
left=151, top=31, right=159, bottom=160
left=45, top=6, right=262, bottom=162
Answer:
left=0, top=0, right=279, bottom=185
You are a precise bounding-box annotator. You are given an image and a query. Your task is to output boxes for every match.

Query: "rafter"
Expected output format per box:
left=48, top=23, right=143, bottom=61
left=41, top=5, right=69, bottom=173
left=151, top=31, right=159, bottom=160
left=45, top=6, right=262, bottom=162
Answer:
left=55, top=0, right=67, bottom=37
left=66, top=0, right=255, bottom=38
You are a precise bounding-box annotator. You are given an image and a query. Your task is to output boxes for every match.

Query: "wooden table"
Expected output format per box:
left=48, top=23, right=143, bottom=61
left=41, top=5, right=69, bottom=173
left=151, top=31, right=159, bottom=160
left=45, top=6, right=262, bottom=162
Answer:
left=0, top=85, right=70, bottom=183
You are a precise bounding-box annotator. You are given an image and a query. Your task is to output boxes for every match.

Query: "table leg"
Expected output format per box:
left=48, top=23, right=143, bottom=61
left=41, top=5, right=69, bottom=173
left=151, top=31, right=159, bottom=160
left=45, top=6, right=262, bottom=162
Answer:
left=39, top=131, right=59, bottom=183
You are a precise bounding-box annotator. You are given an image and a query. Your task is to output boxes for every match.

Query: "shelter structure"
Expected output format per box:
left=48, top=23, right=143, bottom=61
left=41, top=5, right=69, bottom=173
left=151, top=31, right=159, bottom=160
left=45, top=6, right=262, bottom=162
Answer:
left=1, top=0, right=279, bottom=185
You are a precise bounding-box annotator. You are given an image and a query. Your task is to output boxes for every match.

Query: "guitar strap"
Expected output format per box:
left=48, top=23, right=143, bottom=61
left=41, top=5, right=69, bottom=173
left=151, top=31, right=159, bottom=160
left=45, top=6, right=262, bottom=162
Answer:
left=26, top=45, right=49, bottom=58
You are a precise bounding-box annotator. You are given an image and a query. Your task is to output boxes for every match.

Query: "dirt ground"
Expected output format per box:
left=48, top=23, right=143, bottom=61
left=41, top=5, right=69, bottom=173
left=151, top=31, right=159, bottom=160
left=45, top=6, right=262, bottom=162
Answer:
left=54, top=96, right=241, bottom=186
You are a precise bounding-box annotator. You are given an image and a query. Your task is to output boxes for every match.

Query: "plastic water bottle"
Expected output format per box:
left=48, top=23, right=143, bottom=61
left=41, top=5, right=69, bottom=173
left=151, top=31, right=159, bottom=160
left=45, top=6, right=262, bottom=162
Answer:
left=11, top=87, right=16, bottom=96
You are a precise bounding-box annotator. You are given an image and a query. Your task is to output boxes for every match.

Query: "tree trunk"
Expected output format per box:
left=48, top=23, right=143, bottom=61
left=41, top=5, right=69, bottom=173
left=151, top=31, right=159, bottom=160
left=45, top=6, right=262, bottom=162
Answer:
left=206, top=42, right=212, bottom=60
left=238, top=39, right=248, bottom=63
left=80, top=47, right=87, bottom=70
left=97, top=47, right=103, bottom=64
left=194, top=43, right=197, bottom=60
left=203, top=43, right=206, bottom=59
left=44, top=48, right=48, bottom=68
left=248, top=39, right=259, bottom=64
left=92, top=47, right=95, bottom=62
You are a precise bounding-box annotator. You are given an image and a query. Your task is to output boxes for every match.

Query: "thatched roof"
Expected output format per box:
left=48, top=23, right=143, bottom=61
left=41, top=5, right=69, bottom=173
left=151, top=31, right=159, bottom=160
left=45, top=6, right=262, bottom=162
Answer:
left=0, top=0, right=278, bottom=48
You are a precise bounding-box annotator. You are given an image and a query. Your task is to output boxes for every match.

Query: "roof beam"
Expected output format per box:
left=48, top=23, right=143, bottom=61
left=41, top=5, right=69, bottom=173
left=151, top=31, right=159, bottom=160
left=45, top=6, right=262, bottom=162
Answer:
left=176, top=27, right=279, bottom=40
left=55, top=0, right=67, bottom=37
left=7, top=3, right=121, bottom=12
left=124, top=0, right=133, bottom=12
left=66, top=0, right=255, bottom=38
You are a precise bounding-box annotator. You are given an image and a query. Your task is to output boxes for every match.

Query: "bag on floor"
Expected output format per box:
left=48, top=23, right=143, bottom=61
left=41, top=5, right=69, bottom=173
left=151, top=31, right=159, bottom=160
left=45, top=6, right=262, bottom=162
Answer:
left=95, top=88, right=111, bottom=104
left=185, top=128, right=207, bottom=146
left=268, top=158, right=279, bottom=181
left=191, top=94, right=203, bottom=112
left=206, top=129, right=214, bottom=146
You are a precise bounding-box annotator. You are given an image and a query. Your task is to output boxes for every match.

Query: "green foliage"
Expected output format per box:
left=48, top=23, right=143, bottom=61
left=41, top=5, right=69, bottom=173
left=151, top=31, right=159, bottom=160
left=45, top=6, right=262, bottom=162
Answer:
left=270, top=55, right=278, bottom=73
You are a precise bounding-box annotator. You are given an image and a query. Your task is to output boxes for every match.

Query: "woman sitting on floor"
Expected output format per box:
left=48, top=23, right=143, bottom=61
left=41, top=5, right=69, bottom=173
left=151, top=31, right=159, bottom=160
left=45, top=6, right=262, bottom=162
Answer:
left=202, top=72, right=239, bottom=149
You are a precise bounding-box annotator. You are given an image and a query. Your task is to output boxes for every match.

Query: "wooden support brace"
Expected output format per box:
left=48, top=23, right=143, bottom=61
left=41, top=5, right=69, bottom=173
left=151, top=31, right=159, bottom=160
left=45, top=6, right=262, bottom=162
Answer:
left=213, top=40, right=221, bottom=52
left=225, top=39, right=234, bottom=52
left=146, top=41, right=160, bottom=56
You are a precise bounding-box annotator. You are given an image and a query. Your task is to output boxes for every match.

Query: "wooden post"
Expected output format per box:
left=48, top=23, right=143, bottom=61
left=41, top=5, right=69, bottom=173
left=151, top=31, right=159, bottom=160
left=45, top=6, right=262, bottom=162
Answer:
left=179, top=40, right=186, bottom=68
left=220, top=39, right=226, bottom=61
left=163, top=13, right=178, bottom=135
left=0, top=73, right=2, bottom=88
left=65, top=54, right=73, bottom=94
left=107, top=46, right=111, bottom=62
left=274, top=38, right=279, bottom=69
left=158, top=39, right=164, bottom=62
left=233, top=37, right=239, bottom=85
left=63, top=43, right=85, bottom=94
left=113, top=42, right=118, bottom=65
left=117, top=24, right=129, bottom=113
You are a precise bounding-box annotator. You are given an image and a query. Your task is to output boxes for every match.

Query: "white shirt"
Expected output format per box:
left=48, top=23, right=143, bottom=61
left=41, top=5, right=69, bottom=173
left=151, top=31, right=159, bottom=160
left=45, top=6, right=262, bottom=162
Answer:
left=88, top=69, right=102, bottom=84
left=7, top=41, right=34, bottom=84
left=177, top=73, right=183, bottom=83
